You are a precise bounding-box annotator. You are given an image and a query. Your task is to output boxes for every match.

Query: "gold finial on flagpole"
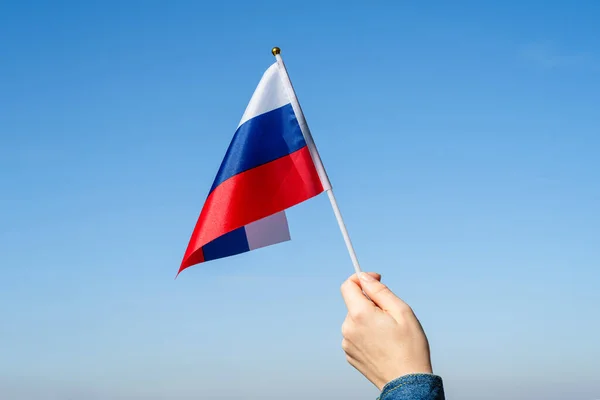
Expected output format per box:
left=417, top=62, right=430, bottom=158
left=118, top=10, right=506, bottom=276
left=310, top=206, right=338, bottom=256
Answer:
left=271, top=47, right=281, bottom=56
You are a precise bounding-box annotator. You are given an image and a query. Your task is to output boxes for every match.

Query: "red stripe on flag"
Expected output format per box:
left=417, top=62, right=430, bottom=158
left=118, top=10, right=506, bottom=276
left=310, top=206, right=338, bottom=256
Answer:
left=179, top=146, right=323, bottom=273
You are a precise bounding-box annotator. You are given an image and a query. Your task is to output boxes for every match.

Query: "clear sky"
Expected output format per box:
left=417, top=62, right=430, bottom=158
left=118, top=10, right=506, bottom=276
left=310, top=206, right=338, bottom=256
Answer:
left=1, top=1, right=599, bottom=399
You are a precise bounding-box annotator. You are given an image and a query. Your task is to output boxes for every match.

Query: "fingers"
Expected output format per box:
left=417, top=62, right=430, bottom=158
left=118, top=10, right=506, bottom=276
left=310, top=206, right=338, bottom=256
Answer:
left=341, top=319, right=360, bottom=365
left=357, top=272, right=411, bottom=316
left=340, top=276, right=375, bottom=319
left=348, top=272, right=381, bottom=285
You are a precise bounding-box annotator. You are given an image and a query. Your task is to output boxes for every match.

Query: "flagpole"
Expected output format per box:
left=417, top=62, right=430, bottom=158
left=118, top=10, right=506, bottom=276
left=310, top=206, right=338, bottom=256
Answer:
left=272, top=47, right=362, bottom=276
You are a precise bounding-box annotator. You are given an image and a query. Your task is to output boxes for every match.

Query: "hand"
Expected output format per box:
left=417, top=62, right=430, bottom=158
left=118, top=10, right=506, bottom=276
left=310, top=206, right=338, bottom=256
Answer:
left=340, top=272, right=433, bottom=390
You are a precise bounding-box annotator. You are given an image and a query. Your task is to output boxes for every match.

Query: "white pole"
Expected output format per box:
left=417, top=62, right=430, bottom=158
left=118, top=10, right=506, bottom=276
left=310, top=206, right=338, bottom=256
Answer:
left=272, top=47, right=362, bottom=276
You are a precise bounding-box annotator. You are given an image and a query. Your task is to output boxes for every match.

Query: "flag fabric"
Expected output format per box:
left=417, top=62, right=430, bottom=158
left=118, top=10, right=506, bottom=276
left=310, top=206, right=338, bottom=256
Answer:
left=178, top=62, right=326, bottom=275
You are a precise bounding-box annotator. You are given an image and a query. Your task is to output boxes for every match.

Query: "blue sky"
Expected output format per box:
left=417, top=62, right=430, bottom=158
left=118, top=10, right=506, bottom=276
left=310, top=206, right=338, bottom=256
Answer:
left=1, top=1, right=599, bottom=399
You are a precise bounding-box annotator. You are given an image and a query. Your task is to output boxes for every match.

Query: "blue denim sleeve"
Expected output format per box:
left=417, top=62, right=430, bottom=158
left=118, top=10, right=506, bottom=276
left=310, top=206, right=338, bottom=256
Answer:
left=377, top=374, right=445, bottom=400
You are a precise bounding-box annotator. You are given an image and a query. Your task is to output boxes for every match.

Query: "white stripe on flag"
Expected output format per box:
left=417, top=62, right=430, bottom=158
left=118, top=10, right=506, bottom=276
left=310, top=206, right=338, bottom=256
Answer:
left=237, top=62, right=290, bottom=127
left=245, top=211, right=291, bottom=251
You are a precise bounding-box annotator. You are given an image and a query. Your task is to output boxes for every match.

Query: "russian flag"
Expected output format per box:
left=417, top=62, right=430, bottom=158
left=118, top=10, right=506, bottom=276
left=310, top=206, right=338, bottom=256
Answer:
left=178, top=61, right=328, bottom=275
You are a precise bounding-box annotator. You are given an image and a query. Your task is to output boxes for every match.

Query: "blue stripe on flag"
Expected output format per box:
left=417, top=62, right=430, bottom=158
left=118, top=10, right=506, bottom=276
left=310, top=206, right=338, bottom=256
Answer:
left=209, top=104, right=306, bottom=194
left=202, top=226, right=251, bottom=261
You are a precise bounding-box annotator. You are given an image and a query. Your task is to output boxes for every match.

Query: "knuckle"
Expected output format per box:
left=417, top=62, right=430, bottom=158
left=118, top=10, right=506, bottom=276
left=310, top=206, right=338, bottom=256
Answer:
left=341, top=320, right=351, bottom=337
left=397, top=302, right=414, bottom=318
left=341, top=338, right=351, bottom=352
left=372, top=283, right=392, bottom=297
left=340, top=280, right=351, bottom=293
left=393, top=317, right=410, bottom=333
left=341, top=318, right=358, bottom=339
left=349, top=307, right=368, bottom=322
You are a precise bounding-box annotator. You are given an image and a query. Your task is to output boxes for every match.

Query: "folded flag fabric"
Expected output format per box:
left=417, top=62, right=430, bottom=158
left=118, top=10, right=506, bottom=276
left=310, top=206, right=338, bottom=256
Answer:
left=178, top=61, right=328, bottom=275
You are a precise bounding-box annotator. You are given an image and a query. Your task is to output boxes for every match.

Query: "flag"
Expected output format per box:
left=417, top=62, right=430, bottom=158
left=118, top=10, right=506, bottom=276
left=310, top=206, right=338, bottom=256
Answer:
left=178, top=60, right=328, bottom=275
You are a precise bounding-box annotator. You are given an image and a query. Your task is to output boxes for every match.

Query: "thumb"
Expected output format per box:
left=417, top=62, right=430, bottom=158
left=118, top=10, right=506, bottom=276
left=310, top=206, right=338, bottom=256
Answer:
left=359, top=272, right=405, bottom=313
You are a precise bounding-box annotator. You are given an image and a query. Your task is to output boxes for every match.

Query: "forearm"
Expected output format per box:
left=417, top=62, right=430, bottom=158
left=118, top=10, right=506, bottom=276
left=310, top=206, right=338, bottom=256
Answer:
left=378, top=374, right=445, bottom=400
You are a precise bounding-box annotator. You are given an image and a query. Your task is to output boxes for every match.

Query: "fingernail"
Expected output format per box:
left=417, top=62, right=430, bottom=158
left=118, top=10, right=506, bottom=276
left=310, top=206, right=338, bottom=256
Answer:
left=360, top=272, right=374, bottom=282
